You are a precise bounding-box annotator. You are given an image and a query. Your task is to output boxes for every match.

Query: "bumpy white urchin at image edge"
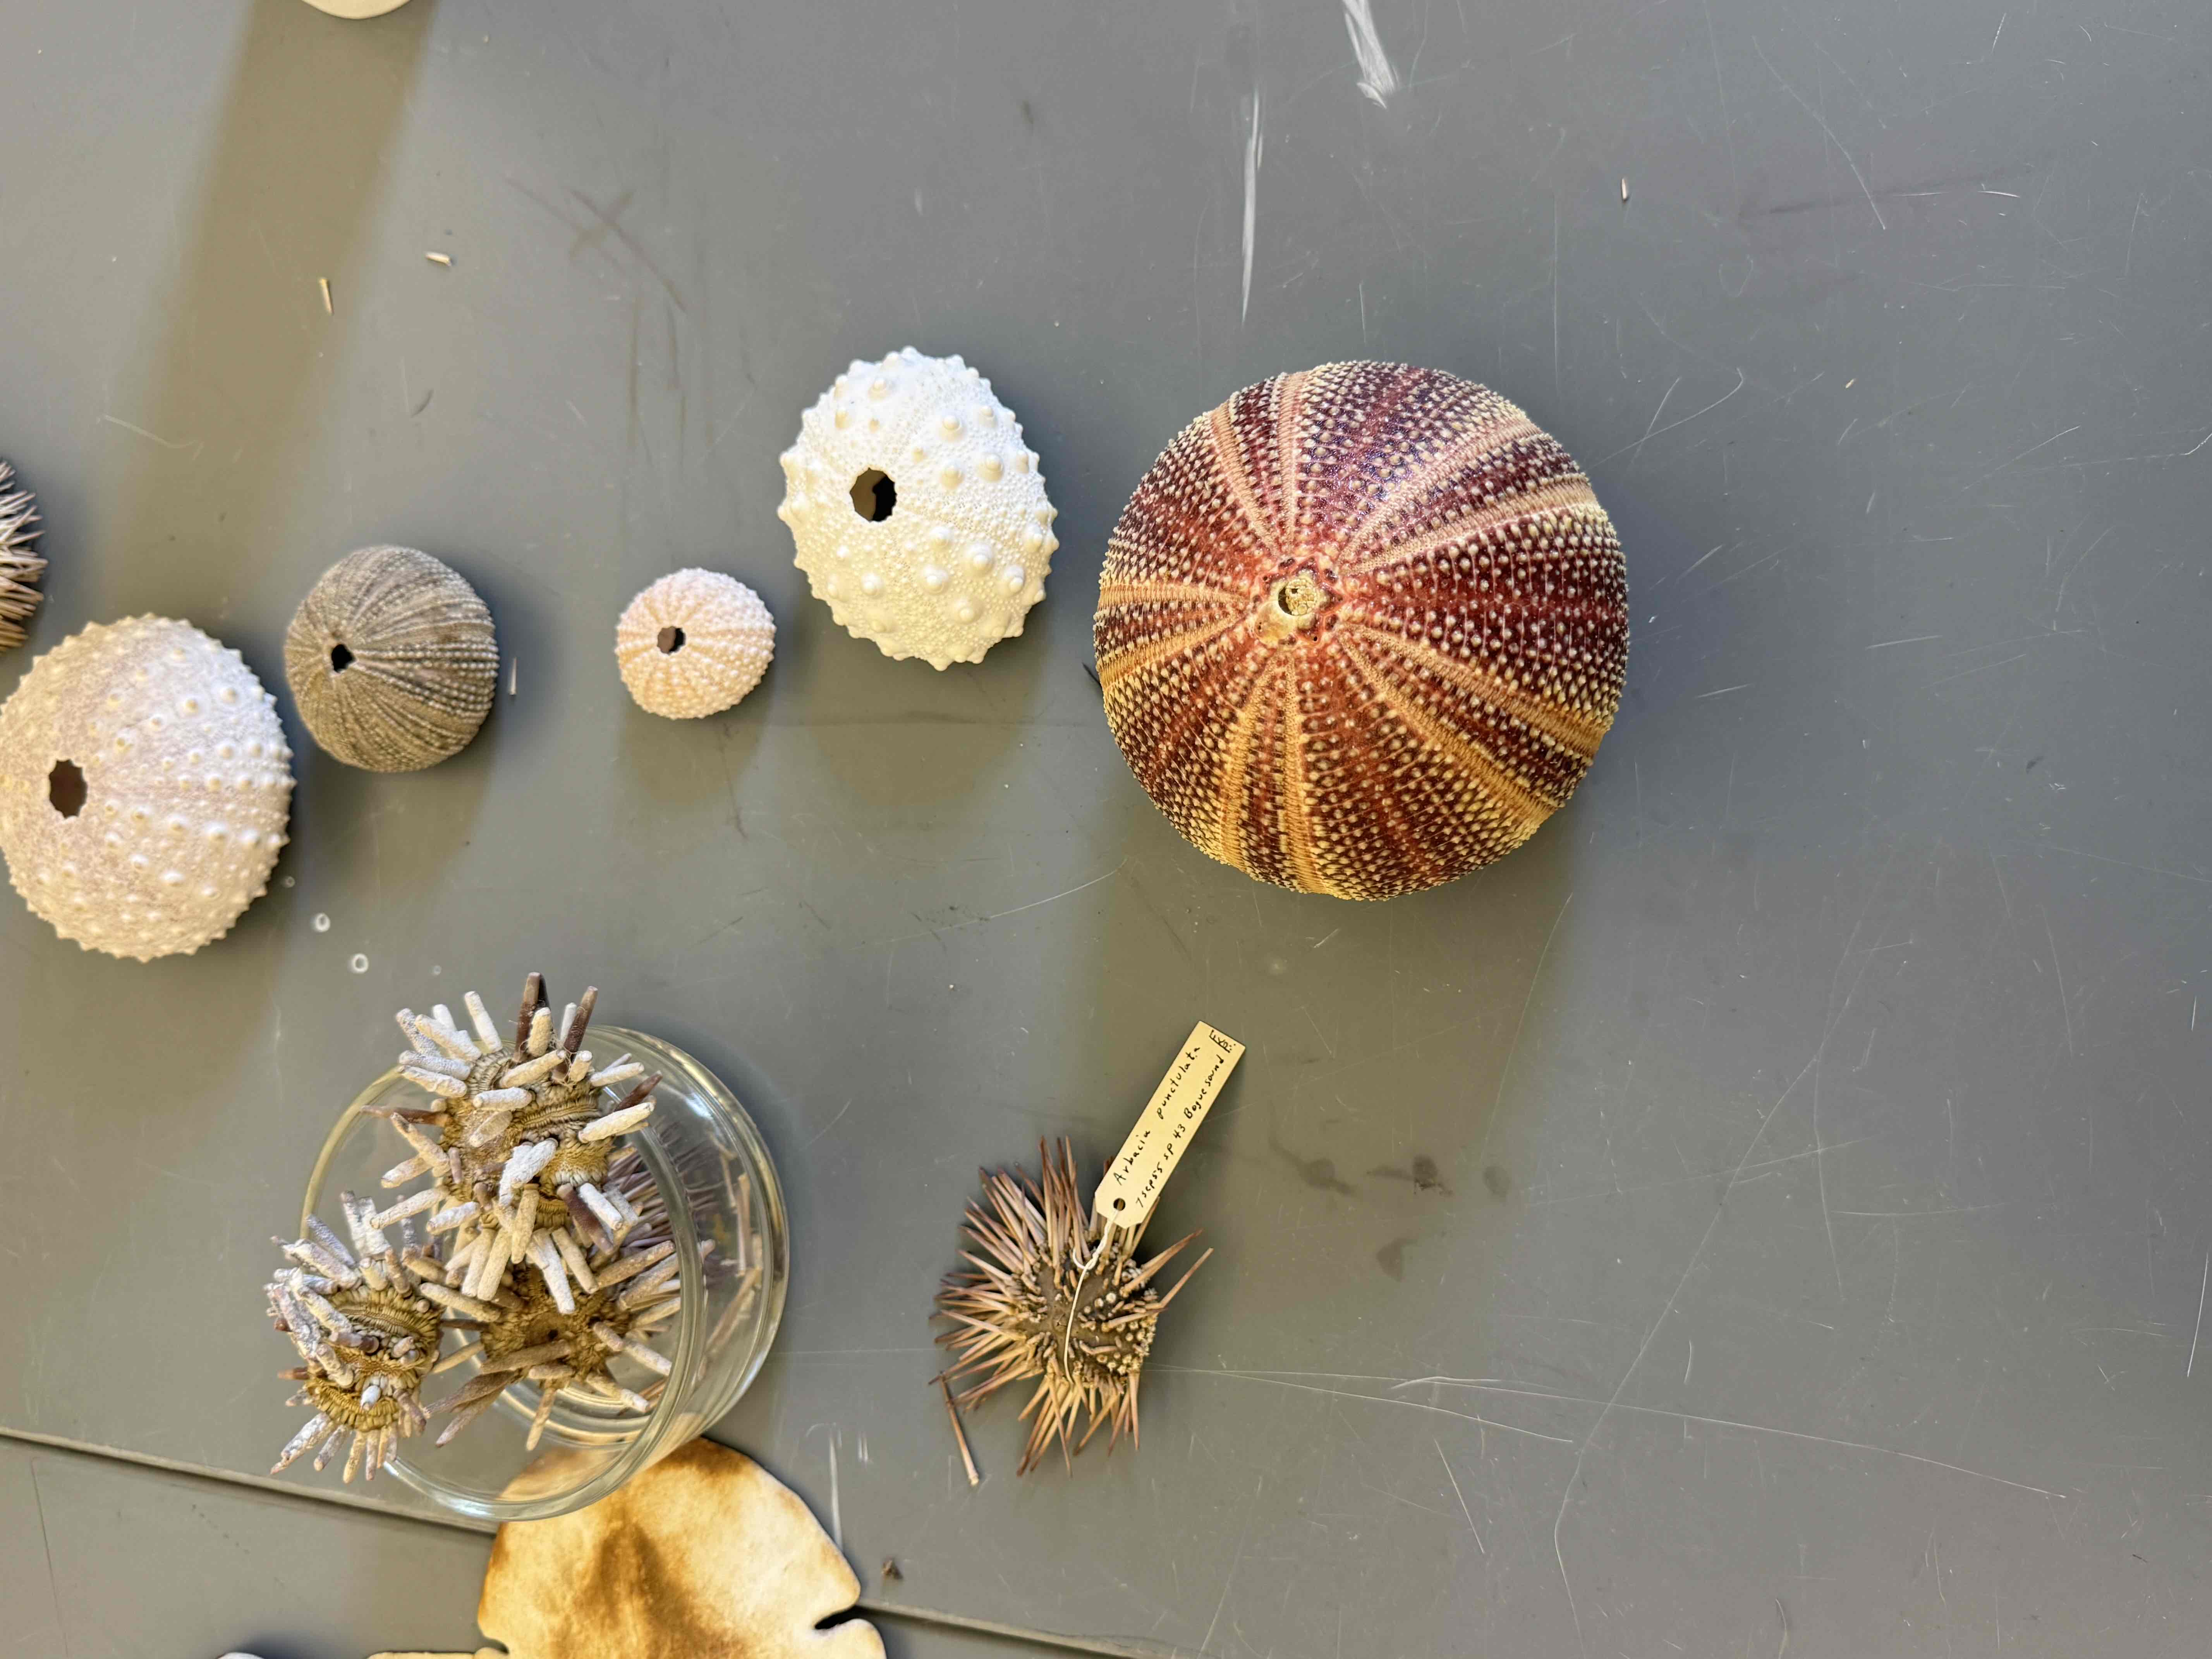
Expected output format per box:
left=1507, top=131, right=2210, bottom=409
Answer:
left=0, top=616, right=292, bottom=960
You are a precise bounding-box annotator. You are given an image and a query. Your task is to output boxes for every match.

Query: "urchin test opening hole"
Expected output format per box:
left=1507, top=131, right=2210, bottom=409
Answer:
left=850, top=468, right=897, bottom=522
left=47, top=759, right=86, bottom=818
left=329, top=642, right=355, bottom=673
left=656, top=625, right=686, bottom=654
left=1271, top=573, right=1325, bottom=620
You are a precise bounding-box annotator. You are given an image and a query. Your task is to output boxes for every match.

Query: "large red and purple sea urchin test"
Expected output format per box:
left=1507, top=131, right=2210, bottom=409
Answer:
left=1095, top=362, right=1630, bottom=901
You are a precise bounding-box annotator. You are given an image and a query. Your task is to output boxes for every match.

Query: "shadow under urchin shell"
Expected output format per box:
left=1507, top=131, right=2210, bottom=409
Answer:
left=284, top=544, right=498, bottom=771
left=1094, top=362, right=1630, bottom=901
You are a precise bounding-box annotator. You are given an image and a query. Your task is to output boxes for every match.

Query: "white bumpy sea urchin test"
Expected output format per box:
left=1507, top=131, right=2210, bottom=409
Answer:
left=777, top=348, right=1058, bottom=669
left=0, top=616, right=293, bottom=958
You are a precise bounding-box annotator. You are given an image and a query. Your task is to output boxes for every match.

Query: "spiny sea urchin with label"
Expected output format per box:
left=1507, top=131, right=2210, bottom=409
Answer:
left=935, top=1139, right=1211, bottom=1474
left=264, top=973, right=687, bottom=1476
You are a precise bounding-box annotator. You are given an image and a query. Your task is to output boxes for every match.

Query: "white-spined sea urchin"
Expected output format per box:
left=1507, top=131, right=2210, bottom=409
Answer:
left=265, top=974, right=688, bottom=1479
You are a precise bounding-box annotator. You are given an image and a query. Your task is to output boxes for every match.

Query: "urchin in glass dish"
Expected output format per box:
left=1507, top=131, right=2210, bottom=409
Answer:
left=299, top=1027, right=787, bottom=1522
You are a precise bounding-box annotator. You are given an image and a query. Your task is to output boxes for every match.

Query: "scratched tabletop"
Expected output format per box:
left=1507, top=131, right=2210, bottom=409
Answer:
left=3, top=2, right=2209, bottom=1654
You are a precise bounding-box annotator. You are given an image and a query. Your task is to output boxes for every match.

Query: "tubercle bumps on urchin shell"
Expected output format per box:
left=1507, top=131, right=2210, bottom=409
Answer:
left=0, top=615, right=294, bottom=959
left=776, top=348, right=1059, bottom=670
left=1094, top=362, right=1630, bottom=902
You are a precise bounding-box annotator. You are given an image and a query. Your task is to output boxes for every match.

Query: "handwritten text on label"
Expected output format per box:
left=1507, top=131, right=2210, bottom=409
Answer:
left=1094, top=1022, right=1244, bottom=1231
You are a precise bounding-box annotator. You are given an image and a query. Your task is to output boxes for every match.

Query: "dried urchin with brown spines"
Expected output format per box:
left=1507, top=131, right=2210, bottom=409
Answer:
left=0, top=462, right=43, bottom=652
left=1094, top=363, right=1630, bottom=900
left=379, top=977, right=683, bottom=1446
left=266, top=1195, right=442, bottom=1483
left=426, top=1139, right=685, bottom=1451
left=935, top=1139, right=1211, bottom=1474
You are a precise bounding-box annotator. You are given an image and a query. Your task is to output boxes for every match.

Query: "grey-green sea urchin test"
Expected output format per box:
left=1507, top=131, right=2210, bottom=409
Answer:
left=265, top=974, right=686, bottom=1481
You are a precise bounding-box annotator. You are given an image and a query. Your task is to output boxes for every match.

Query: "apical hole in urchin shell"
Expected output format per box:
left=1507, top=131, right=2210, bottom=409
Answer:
left=46, top=758, right=85, bottom=818
left=328, top=641, right=355, bottom=673
left=656, top=625, right=686, bottom=654
left=849, top=468, right=897, bottom=522
left=1271, top=574, right=1324, bottom=620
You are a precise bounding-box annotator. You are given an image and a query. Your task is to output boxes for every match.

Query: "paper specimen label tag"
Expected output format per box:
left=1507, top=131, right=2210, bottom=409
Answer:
left=1094, top=1022, right=1245, bottom=1230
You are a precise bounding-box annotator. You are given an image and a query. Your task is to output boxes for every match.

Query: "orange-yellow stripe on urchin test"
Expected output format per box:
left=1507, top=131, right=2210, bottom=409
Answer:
left=1341, top=618, right=1611, bottom=761
left=1093, top=362, right=1630, bottom=902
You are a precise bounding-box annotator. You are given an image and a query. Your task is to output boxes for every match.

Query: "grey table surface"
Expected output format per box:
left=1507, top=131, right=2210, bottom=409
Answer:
left=2, top=0, right=2209, bottom=1654
left=0, top=1439, right=1030, bottom=1659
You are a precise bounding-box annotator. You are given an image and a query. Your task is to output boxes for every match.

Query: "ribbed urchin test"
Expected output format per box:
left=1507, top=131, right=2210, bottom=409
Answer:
left=935, top=1140, right=1211, bottom=1474
left=265, top=974, right=686, bottom=1479
left=419, top=1139, right=683, bottom=1453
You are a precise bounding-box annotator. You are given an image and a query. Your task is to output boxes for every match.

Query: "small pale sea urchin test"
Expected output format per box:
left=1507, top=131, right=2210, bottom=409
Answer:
left=266, top=974, right=685, bottom=1480
left=1094, top=362, right=1630, bottom=901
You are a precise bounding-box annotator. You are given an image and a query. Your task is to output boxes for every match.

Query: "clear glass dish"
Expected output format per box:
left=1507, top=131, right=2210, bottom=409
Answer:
left=299, top=1026, right=787, bottom=1522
